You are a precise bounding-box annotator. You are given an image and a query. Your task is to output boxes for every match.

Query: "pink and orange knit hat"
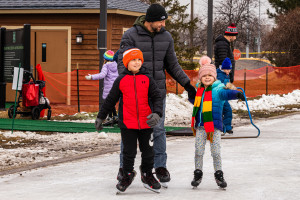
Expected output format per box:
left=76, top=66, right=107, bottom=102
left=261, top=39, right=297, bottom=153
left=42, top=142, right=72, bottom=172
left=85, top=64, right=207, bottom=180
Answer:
left=198, top=56, right=217, bottom=80
left=103, top=50, right=114, bottom=61
left=122, top=48, right=144, bottom=68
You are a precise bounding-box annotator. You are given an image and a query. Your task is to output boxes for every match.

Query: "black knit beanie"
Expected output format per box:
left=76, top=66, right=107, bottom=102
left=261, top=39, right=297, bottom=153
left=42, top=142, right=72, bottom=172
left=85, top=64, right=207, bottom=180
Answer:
left=145, top=4, right=168, bottom=22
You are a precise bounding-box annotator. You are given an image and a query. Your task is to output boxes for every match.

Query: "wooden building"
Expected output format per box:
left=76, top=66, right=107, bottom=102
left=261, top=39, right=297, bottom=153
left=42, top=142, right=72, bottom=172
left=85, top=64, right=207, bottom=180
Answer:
left=0, top=0, right=148, bottom=105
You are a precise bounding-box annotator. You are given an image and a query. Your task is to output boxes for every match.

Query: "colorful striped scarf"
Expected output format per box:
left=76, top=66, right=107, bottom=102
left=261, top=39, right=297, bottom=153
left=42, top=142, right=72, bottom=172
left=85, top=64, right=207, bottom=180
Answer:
left=191, top=85, right=214, bottom=142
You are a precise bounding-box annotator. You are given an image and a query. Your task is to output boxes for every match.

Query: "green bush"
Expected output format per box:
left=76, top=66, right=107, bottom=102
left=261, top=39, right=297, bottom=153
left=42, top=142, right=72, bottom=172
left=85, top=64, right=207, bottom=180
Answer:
left=179, top=61, right=199, bottom=70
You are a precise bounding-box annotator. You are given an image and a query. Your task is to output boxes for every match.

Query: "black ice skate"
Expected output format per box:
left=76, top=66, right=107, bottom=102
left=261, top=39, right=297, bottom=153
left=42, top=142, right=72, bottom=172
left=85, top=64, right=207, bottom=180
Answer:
left=155, top=167, right=171, bottom=188
left=141, top=171, right=161, bottom=193
left=191, top=169, right=203, bottom=188
left=116, top=170, right=136, bottom=193
left=214, top=170, right=227, bottom=189
left=117, top=168, right=123, bottom=181
left=117, top=168, right=136, bottom=181
left=103, top=116, right=118, bottom=126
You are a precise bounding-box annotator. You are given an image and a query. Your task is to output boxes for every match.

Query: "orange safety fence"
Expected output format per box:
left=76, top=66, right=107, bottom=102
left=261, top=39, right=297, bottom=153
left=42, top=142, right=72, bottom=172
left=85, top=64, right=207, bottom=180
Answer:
left=42, top=66, right=300, bottom=106
left=43, top=70, right=100, bottom=105
left=233, top=65, right=300, bottom=97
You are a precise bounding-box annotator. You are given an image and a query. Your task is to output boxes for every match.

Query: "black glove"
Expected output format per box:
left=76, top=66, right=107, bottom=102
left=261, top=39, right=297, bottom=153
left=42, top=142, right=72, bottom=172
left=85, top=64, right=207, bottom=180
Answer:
left=236, top=92, right=246, bottom=101
left=95, top=118, right=104, bottom=131
left=184, top=82, right=196, bottom=100
left=146, top=113, right=160, bottom=128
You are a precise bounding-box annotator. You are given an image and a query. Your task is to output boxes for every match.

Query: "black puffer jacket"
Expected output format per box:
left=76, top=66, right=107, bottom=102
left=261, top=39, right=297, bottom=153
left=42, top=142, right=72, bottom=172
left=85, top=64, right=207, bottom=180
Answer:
left=117, top=15, right=190, bottom=97
left=214, top=35, right=235, bottom=82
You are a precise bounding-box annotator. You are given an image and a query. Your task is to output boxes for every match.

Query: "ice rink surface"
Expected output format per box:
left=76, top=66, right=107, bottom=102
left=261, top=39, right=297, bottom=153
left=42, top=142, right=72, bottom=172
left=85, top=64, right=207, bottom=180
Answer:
left=0, top=114, right=299, bottom=200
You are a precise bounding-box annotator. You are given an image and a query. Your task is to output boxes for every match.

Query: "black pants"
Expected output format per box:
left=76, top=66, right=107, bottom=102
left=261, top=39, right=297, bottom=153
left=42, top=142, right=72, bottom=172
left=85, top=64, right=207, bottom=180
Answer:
left=121, top=128, right=153, bottom=173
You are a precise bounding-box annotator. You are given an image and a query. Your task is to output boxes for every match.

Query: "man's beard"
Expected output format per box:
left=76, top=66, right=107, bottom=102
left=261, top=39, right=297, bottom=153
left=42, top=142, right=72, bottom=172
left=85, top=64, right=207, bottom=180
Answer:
left=151, top=25, right=161, bottom=33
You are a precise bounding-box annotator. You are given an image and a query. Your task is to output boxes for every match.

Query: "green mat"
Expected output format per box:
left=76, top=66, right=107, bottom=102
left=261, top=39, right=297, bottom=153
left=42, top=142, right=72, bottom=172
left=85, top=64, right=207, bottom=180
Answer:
left=0, top=118, right=186, bottom=133
left=5, top=102, right=14, bottom=109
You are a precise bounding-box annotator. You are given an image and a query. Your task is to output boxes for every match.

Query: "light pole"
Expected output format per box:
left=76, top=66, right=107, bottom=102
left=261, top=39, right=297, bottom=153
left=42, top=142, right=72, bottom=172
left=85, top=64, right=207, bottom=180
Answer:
left=207, top=0, right=213, bottom=58
left=98, top=0, right=107, bottom=110
left=190, top=0, right=194, bottom=62
left=258, top=0, right=261, bottom=53
left=246, top=0, right=250, bottom=58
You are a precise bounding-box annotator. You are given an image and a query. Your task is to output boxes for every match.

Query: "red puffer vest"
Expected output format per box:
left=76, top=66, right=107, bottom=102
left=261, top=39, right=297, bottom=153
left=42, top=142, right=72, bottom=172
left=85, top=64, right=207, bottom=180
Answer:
left=120, top=73, right=152, bottom=129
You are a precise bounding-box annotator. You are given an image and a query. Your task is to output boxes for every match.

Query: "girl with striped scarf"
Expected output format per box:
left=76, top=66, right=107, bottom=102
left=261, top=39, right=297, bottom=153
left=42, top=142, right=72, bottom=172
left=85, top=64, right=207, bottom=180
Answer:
left=189, top=56, right=245, bottom=189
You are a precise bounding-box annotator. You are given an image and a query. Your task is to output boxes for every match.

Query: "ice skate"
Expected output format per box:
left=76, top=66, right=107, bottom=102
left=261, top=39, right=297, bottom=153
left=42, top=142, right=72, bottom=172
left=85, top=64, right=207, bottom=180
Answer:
left=117, top=168, right=136, bottom=181
left=103, top=117, right=114, bottom=126
left=141, top=170, right=161, bottom=193
left=116, top=170, right=135, bottom=194
left=191, top=169, right=203, bottom=188
left=117, top=168, right=123, bottom=181
left=155, top=167, right=170, bottom=188
left=103, top=116, right=118, bottom=126
left=214, top=170, right=227, bottom=189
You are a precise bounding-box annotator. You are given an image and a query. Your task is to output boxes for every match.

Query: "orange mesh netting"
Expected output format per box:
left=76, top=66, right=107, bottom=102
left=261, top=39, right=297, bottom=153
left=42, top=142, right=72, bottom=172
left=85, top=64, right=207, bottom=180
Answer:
left=43, top=70, right=100, bottom=105
left=42, top=65, right=300, bottom=109
left=166, top=65, right=300, bottom=97
left=233, top=65, right=300, bottom=97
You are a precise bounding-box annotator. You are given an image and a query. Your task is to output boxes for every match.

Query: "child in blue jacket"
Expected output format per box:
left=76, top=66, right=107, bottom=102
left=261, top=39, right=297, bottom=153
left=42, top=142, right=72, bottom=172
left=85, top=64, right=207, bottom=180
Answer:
left=217, top=57, right=235, bottom=135
left=189, top=56, right=245, bottom=189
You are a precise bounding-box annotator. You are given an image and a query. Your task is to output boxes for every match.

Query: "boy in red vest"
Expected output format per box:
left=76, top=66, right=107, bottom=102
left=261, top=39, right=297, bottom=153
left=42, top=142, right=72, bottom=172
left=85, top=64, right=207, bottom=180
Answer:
left=95, top=48, right=163, bottom=193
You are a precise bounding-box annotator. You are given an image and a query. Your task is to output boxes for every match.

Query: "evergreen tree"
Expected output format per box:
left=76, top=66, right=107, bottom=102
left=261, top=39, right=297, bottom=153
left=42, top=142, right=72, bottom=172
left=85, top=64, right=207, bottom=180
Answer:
left=264, top=7, right=300, bottom=67
left=267, top=0, right=300, bottom=18
left=140, top=0, right=199, bottom=67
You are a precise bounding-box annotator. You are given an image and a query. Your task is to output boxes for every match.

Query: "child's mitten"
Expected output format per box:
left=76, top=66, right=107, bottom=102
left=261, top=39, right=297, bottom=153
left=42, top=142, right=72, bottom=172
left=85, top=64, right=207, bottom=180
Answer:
left=85, top=74, right=92, bottom=80
left=236, top=92, right=246, bottom=101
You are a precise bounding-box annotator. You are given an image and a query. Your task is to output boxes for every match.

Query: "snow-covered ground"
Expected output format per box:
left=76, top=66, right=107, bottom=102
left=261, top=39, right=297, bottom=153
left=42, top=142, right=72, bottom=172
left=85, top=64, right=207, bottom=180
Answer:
left=1, top=90, right=300, bottom=173
left=53, top=89, right=300, bottom=125
left=0, top=114, right=299, bottom=200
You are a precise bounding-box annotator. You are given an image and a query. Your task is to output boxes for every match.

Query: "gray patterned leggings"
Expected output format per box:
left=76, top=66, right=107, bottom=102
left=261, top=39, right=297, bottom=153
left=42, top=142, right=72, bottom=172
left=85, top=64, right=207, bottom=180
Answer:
left=195, top=127, right=222, bottom=171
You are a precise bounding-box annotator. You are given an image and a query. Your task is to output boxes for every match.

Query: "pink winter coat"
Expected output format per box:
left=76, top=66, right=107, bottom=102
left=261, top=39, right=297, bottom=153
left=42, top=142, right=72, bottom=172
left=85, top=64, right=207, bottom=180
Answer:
left=91, top=61, right=119, bottom=99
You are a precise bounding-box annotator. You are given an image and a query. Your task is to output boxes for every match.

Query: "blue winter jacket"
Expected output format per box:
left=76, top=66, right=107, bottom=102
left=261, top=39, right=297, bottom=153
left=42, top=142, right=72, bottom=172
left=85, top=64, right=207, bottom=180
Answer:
left=217, top=68, right=230, bottom=85
left=189, top=80, right=239, bottom=131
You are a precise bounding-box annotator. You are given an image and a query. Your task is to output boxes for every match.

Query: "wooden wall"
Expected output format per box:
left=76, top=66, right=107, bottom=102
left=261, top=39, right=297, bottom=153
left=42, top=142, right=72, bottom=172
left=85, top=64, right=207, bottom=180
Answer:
left=0, top=13, right=137, bottom=71
left=0, top=13, right=138, bottom=105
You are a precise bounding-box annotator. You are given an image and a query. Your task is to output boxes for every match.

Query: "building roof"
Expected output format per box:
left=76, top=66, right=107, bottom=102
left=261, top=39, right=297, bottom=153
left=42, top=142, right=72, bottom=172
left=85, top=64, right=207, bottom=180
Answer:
left=0, top=0, right=149, bottom=15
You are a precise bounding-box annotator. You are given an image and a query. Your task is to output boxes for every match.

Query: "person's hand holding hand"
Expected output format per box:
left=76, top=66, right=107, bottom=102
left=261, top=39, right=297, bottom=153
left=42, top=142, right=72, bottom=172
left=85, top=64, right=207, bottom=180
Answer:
left=146, top=113, right=160, bottom=128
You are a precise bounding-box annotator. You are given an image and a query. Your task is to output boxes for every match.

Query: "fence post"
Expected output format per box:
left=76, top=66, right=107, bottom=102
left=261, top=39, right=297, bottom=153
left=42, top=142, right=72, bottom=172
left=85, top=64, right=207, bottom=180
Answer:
left=266, top=66, right=268, bottom=95
left=243, top=69, right=246, bottom=92
left=76, top=63, right=80, bottom=113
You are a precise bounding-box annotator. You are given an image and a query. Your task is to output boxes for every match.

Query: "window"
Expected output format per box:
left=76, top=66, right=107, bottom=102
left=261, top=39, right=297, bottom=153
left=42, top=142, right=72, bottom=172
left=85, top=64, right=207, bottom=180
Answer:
left=42, top=43, right=46, bottom=62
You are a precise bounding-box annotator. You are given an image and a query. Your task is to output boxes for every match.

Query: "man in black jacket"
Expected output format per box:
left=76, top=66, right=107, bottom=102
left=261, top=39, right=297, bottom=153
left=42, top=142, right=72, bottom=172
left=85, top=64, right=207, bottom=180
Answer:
left=116, top=3, right=196, bottom=187
left=214, top=23, right=238, bottom=83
